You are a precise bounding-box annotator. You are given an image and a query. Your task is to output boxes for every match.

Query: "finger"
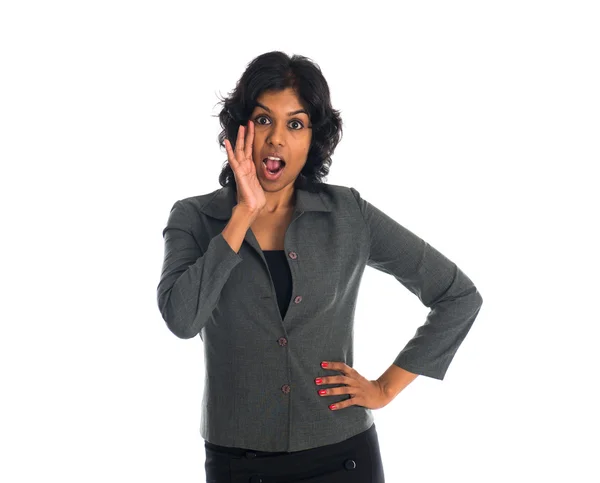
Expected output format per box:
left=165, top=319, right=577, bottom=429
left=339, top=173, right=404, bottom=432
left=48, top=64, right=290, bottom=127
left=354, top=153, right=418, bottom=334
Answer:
left=343, top=362, right=356, bottom=376
left=325, top=375, right=351, bottom=385
left=330, top=397, right=354, bottom=411
left=235, top=124, right=245, bottom=155
left=244, top=120, right=254, bottom=161
left=323, top=382, right=355, bottom=398
left=329, top=362, right=348, bottom=375
left=342, top=393, right=359, bottom=405
left=224, top=138, right=237, bottom=168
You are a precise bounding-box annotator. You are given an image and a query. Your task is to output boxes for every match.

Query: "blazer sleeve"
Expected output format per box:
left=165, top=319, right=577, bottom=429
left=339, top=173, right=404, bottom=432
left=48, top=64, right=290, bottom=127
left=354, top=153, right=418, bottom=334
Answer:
left=156, top=200, right=244, bottom=339
left=350, top=187, right=483, bottom=380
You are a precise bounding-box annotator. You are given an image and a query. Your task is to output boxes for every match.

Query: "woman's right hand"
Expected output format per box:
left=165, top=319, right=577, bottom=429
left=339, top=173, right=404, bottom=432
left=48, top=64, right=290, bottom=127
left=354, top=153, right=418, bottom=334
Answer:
left=224, top=120, right=267, bottom=217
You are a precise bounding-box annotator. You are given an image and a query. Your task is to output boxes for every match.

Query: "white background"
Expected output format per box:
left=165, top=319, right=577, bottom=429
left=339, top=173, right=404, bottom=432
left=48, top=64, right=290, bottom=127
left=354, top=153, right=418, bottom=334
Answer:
left=1, top=1, right=599, bottom=482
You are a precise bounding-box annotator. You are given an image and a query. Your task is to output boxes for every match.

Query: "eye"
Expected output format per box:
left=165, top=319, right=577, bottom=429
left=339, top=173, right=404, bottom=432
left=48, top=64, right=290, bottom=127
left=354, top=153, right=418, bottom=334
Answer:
left=254, top=115, right=304, bottom=130
left=289, top=120, right=304, bottom=130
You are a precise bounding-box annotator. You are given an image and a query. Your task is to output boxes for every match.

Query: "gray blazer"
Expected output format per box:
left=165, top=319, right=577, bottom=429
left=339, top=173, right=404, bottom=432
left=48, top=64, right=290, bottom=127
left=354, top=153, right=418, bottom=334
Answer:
left=156, top=183, right=483, bottom=452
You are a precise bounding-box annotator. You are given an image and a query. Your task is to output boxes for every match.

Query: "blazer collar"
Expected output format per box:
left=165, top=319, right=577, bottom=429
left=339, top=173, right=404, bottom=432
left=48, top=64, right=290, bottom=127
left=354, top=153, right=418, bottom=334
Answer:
left=198, top=184, right=332, bottom=220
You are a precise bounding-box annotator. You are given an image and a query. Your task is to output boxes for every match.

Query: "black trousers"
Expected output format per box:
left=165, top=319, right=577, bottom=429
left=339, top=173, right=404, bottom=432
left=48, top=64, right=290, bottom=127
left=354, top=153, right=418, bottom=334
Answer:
left=204, top=422, right=385, bottom=483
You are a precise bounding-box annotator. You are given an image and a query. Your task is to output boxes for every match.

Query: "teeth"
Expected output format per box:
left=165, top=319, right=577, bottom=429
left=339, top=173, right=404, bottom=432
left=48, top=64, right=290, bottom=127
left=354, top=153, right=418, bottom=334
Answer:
left=267, top=156, right=282, bottom=161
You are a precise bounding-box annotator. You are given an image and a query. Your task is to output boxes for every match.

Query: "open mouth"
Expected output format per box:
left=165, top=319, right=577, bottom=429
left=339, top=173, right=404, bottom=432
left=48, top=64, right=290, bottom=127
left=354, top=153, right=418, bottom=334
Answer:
left=262, top=157, right=286, bottom=175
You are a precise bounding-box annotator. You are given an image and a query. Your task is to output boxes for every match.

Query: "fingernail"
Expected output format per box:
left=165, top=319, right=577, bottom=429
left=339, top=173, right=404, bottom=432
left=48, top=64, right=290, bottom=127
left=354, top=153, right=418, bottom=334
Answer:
left=329, top=404, right=337, bottom=410
left=315, top=378, right=322, bottom=384
left=321, top=362, right=329, bottom=368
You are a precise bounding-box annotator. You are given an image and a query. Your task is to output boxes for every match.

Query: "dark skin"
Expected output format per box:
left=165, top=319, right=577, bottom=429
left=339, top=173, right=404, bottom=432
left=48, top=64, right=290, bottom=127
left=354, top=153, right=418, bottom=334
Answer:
left=249, top=87, right=312, bottom=214
left=224, top=87, right=310, bottom=217
left=316, top=361, right=390, bottom=411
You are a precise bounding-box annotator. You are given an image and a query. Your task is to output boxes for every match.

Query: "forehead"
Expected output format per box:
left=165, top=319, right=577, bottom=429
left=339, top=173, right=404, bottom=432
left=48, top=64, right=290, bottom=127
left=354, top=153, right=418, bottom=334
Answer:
left=255, top=88, right=305, bottom=112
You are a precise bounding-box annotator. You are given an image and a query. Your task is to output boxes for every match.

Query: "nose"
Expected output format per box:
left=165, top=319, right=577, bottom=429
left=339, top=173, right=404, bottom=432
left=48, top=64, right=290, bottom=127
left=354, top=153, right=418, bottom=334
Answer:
left=266, top=121, right=286, bottom=147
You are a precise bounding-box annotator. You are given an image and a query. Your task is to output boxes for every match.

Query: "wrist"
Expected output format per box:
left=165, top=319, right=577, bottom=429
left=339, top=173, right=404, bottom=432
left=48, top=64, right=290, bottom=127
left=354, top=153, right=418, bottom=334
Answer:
left=233, top=205, right=259, bottom=223
left=377, top=363, right=419, bottom=402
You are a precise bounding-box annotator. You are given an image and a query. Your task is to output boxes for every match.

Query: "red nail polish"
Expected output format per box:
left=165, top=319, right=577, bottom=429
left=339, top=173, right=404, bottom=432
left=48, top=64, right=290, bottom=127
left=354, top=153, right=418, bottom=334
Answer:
left=315, top=378, right=322, bottom=384
left=319, top=389, right=327, bottom=395
left=329, top=404, right=336, bottom=410
left=321, top=362, right=329, bottom=368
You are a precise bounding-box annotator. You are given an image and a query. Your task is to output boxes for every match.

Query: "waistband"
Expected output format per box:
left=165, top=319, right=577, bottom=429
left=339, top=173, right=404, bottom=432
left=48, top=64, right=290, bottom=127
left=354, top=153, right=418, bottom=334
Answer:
left=204, top=422, right=375, bottom=457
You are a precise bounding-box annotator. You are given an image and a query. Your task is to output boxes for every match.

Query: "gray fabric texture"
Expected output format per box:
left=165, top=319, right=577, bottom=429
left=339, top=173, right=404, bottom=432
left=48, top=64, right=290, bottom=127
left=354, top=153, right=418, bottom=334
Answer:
left=156, top=183, right=483, bottom=452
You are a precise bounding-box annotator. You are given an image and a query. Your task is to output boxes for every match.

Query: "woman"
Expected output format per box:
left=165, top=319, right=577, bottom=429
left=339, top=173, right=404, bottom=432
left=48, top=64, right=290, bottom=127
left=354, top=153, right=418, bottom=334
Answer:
left=157, top=51, right=483, bottom=482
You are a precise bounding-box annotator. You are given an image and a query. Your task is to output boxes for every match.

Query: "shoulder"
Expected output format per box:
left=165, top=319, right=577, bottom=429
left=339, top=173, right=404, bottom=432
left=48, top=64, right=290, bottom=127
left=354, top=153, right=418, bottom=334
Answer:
left=174, top=186, right=234, bottom=222
left=178, top=188, right=221, bottom=210
left=314, top=183, right=366, bottom=215
left=311, top=182, right=359, bottom=202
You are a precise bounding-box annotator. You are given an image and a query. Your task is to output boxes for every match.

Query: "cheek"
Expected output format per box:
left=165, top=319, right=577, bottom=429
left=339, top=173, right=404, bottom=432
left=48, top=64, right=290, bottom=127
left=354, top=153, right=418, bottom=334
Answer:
left=303, top=135, right=312, bottom=153
left=294, top=136, right=311, bottom=155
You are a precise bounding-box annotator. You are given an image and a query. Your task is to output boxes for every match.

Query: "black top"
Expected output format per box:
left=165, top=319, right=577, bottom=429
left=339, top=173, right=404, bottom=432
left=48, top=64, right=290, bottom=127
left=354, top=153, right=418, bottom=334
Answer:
left=262, top=250, right=292, bottom=320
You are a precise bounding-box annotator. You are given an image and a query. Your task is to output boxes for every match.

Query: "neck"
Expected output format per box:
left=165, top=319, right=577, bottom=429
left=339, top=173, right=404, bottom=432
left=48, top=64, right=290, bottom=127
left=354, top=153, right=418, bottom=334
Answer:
left=262, top=185, right=296, bottom=214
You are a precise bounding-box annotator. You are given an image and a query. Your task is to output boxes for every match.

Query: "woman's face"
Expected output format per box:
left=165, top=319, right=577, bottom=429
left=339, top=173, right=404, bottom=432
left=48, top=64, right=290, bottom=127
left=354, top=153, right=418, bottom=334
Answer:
left=249, top=87, right=312, bottom=189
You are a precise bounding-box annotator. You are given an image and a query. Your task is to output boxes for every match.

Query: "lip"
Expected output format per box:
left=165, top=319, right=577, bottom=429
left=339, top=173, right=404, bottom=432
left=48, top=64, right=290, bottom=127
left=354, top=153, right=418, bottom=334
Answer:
left=264, top=152, right=286, bottom=163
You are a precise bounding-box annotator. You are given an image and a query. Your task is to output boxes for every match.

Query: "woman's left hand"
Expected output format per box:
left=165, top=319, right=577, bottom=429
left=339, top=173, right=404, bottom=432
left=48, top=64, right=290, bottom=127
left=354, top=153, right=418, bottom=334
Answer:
left=315, top=361, right=390, bottom=411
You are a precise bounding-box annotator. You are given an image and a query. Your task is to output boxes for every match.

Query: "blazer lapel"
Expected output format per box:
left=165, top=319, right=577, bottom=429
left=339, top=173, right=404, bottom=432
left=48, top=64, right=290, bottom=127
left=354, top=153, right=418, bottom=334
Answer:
left=198, top=183, right=332, bottom=258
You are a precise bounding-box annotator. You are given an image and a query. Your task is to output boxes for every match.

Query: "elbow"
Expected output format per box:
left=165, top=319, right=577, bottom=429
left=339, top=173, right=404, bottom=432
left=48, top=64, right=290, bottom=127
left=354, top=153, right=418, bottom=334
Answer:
left=467, top=287, right=484, bottom=322
left=163, top=306, right=200, bottom=340
left=465, top=285, right=483, bottom=312
left=165, top=316, right=198, bottom=340
left=157, top=289, right=200, bottom=340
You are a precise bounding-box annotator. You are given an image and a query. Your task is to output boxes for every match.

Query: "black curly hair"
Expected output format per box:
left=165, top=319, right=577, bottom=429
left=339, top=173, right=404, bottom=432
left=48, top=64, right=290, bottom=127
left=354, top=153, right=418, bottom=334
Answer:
left=214, top=51, right=343, bottom=193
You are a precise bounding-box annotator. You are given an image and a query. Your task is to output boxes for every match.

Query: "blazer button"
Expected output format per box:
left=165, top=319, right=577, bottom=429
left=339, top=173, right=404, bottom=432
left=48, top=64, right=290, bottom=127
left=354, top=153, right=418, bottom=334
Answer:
left=288, top=251, right=298, bottom=259
left=294, top=295, right=302, bottom=304
left=344, top=459, right=357, bottom=470
left=281, top=384, right=291, bottom=394
left=278, top=337, right=288, bottom=347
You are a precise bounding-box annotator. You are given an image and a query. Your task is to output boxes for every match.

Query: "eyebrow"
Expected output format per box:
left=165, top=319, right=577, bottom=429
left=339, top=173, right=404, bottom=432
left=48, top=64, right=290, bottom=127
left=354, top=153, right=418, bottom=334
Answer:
left=255, top=102, right=308, bottom=117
